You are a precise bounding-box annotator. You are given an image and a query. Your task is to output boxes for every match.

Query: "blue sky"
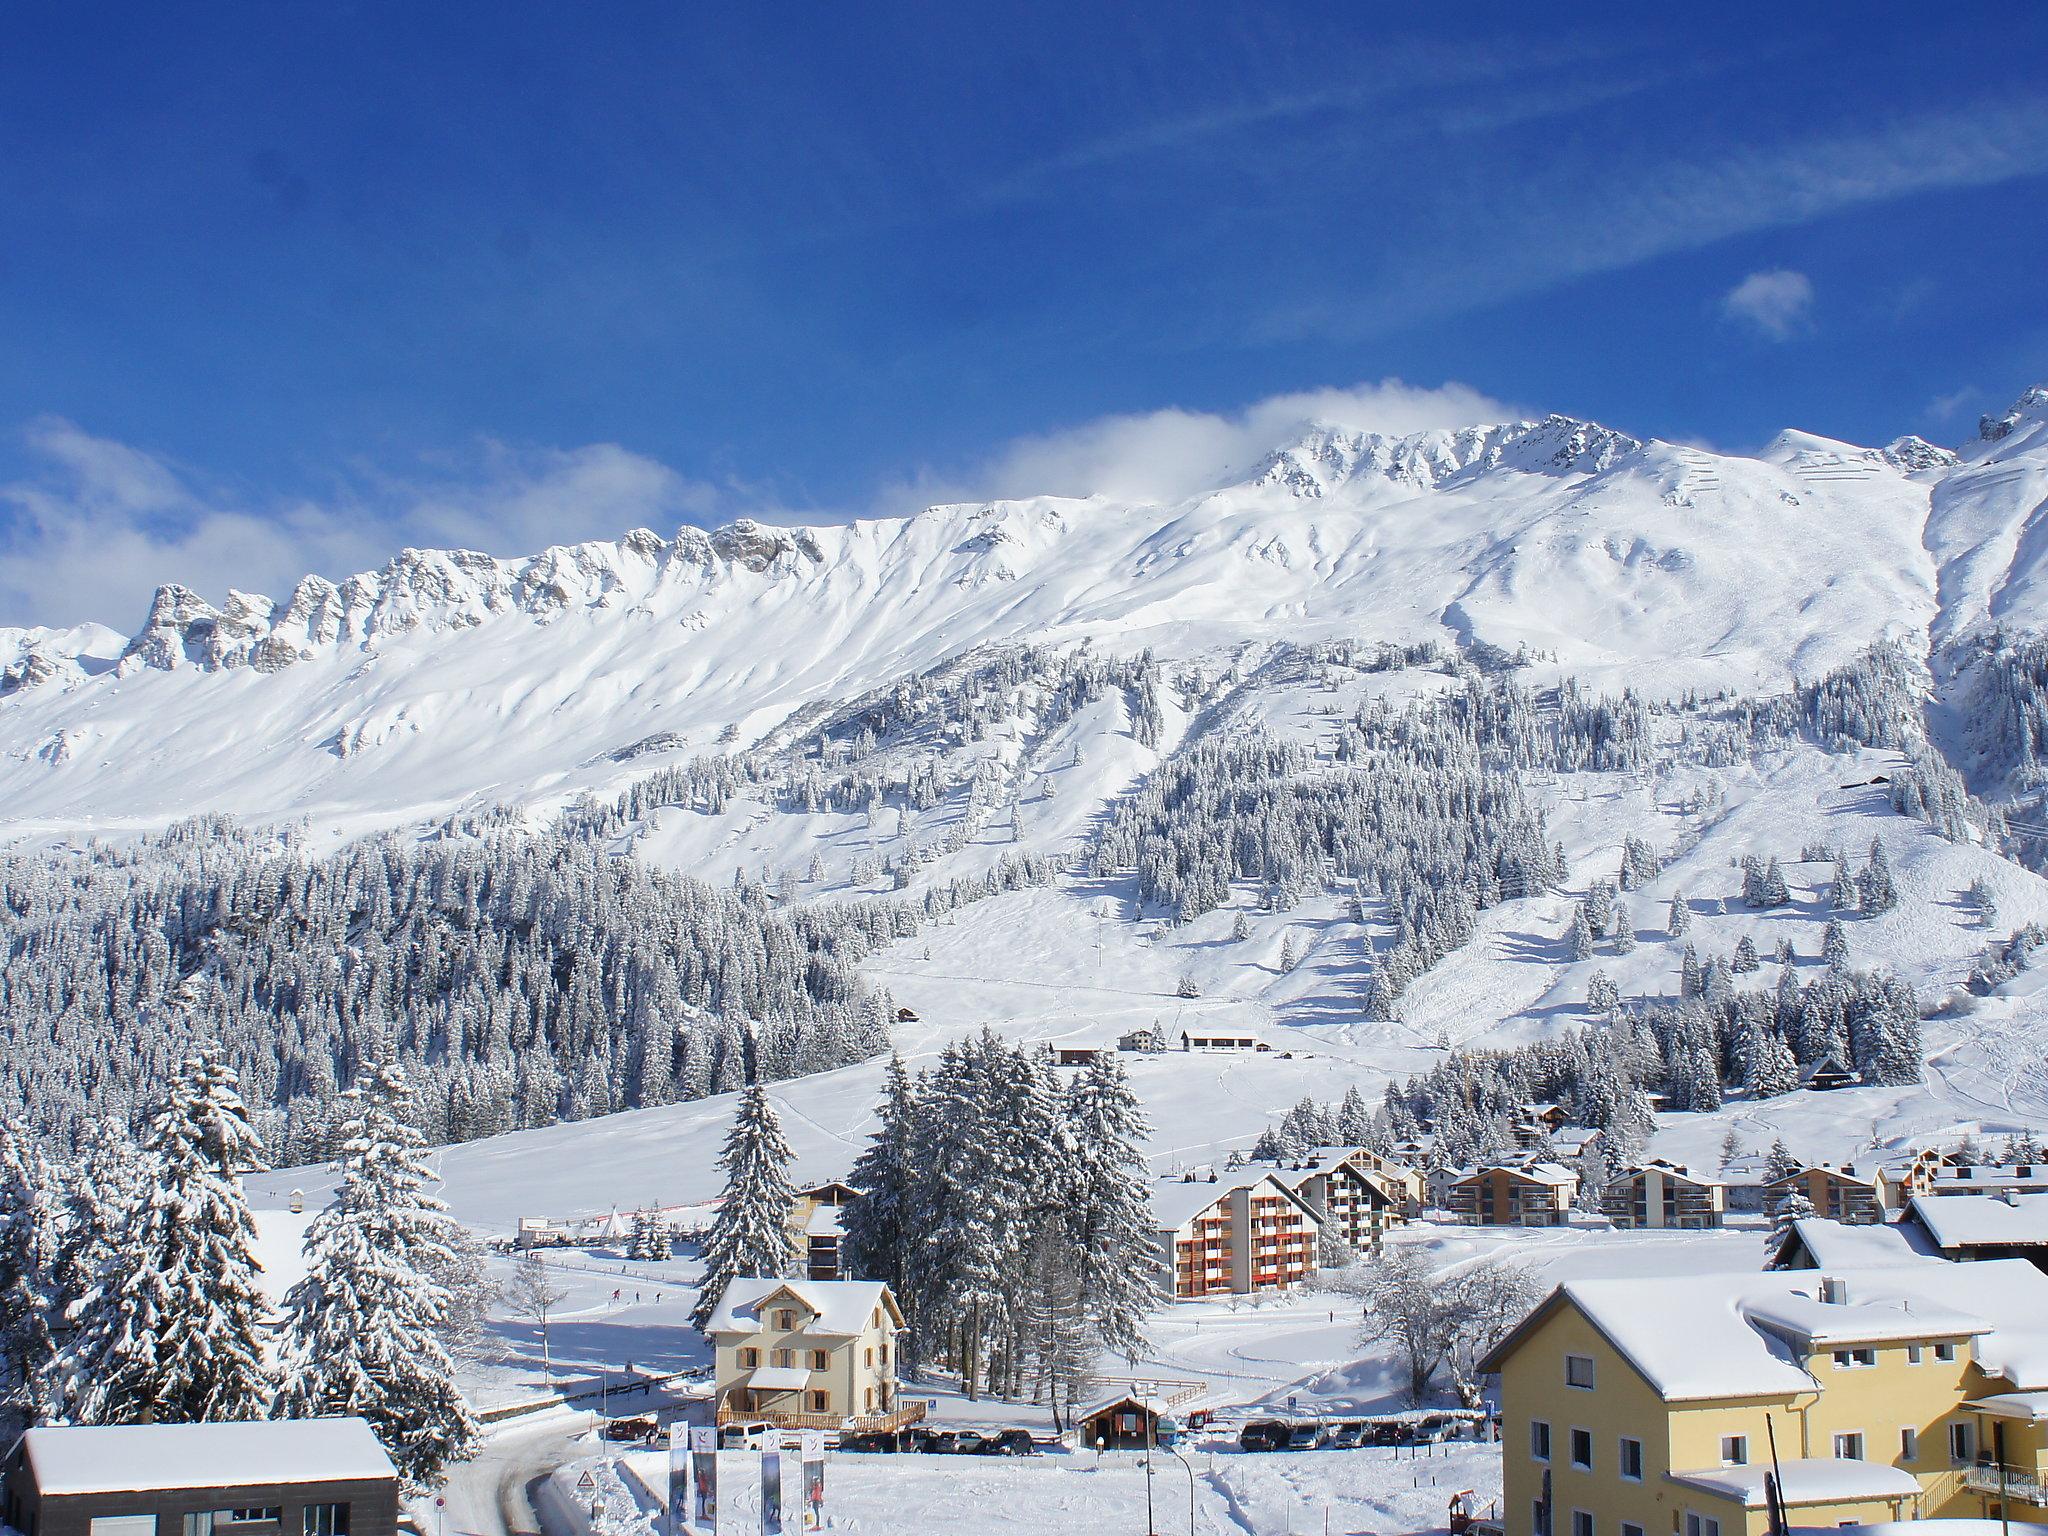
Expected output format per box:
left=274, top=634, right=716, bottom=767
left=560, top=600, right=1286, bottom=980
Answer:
left=2, top=2, right=2046, bottom=627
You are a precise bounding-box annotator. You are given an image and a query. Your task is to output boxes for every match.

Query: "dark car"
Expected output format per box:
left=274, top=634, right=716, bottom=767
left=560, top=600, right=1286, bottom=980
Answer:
left=839, top=1429, right=911, bottom=1453
left=976, top=1429, right=1038, bottom=1456
left=602, top=1416, right=659, bottom=1443
left=1238, top=1419, right=1289, bottom=1453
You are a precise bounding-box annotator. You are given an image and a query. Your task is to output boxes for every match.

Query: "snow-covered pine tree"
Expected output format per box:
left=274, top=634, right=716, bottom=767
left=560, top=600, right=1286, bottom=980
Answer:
left=842, top=1054, right=918, bottom=1310
left=1336, top=1085, right=1373, bottom=1145
left=278, top=1063, right=481, bottom=1488
left=1829, top=858, right=1859, bottom=914
left=1612, top=902, right=1636, bottom=954
left=1821, top=919, right=1851, bottom=972
left=0, top=1121, right=58, bottom=1433
left=59, top=1048, right=277, bottom=1425
left=1858, top=840, right=1898, bottom=915
left=1668, top=891, right=1691, bottom=937
left=1743, top=1026, right=1798, bottom=1099
left=1763, top=1137, right=1800, bottom=1183
left=1567, top=907, right=1595, bottom=961
left=691, top=1084, right=799, bottom=1329
left=1732, top=936, right=1760, bottom=973
left=1062, top=1055, right=1157, bottom=1360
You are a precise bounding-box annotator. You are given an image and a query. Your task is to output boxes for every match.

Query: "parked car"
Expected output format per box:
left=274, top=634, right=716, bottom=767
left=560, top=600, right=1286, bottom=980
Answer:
left=838, top=1429, right=910, bottom=1453
left=718, top=1420, right=777, bottom=1449
left=1284, top=1422, right=1327, bottom=1451
left=977, top=1429, right=1038, bottom=1456
left=1238, top=1420, right=1289, bottom=1453
left=602, top=1416, right=659, bottom=1443
left=1325, top=1420, right=1370, bottom=1450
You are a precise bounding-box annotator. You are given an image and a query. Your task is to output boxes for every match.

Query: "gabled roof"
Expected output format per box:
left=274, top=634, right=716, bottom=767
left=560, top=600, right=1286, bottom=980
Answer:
left=1478, top=1261, right=2048, bottom=1403
left=704, top=1277, right=899, bottom=1337
left=23, top=1418, right=394, bottom=1495
left=1149, top=1171, right=1322, bottom=1234
left=1772, top=1216, right=1940, bottom=1270
left=1668, top=1457, right=1920, bottom=1510
left=1906, top=1193, right=2048, bottom=1250
left=1454, top=1161, right=1576, bottom=1188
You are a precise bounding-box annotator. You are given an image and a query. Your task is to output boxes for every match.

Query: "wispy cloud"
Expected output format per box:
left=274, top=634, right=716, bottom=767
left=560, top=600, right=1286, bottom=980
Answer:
left=1721, top=269, right=1814, bottom=340
left=1256, top=95, right=2048, bottom=341
left=0, top=418, right=716, bottom=631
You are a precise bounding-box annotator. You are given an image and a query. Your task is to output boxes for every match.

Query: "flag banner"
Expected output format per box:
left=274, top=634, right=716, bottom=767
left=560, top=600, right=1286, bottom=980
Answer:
left=760, top=1450, right=783, bottom=1535
left=800, top=1452, right=824, bottom=1533
left=666, top=1423, right=689, bottom=1536
left=691, top=1427, right=718, bottom=1531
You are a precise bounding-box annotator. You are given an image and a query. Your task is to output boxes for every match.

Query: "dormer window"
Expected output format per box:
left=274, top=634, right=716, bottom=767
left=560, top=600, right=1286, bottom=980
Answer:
left=774, top=1309, right=796, bottom=1330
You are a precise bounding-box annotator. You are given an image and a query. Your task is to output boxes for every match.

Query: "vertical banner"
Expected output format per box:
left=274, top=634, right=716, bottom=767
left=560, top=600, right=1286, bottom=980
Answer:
left=666, top=1423, right=689, bottom=1536
left=690, top=1426, right=719, bottom=1533
left=798, top=1431, right=826, bottom=1532
left=760, top=1449, right=784, bottom=1536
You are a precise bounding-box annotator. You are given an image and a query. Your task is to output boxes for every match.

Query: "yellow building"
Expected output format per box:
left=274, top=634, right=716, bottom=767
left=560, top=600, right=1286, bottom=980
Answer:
left=1479, top=1261, right=2048, bottom=1536
left=705, top=1277, right=920, bottom=1433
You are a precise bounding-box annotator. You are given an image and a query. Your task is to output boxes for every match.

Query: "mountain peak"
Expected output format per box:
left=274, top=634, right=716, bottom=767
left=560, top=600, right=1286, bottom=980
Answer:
left=1980, top=385, right=2048, bottom=444
left=1246, top=412, right=1639, bottom=498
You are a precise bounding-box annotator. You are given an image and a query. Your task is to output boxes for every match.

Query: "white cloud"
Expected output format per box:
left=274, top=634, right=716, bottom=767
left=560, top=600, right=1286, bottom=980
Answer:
left=0, top=419, right=712, bottom=631
left=1721, top=269, right=1815, bottom=340
left=909, top=379, right=1513, bottom=506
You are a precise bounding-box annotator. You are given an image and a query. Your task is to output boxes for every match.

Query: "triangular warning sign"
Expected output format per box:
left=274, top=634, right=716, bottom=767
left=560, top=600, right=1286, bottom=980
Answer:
left=576, top=1470, right=597, bottom=1491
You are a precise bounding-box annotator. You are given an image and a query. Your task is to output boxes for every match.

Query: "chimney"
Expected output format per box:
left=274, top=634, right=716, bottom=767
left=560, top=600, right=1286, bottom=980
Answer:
left=1819, top=1276, right=1850, bottom=1305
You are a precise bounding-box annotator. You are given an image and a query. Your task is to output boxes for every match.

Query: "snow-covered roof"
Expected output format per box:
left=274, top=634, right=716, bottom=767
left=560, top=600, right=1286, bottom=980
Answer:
left=1968, top=1391, right=2048, bottom=1424
left=745, top=1366, right=810, bottom=1392
left=1780, top=1217, right=1940, bottom=1269
left=1795, top=1524, right=2016, bottom=1536
left=1454, top=1161, right=1576, bottom=1188
left=1487, top=1261, right=2048, bottom=1403
left=1907, top=1193, right=2048, bottom=1249
left=704, top=1277, right=894, bottom=1337
left=22, top=1417, right=395, bottom=1495
left=1669, top=1457, right=1920, bottom=1509
left=804, top=1205, right=844, bottom=1237
left=1927, top=1166, right=2048, bottom=1191
left=1148, top=1173, right=1320, bottom=1234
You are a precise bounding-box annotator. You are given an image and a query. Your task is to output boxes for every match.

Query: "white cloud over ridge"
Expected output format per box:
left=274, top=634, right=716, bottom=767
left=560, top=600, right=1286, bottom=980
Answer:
left=1722, top=269, right=1814, bottom=340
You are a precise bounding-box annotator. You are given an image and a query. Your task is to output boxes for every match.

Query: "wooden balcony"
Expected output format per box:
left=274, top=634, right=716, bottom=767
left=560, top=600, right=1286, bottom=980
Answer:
left=715, top=1398, right=927, bottom=1434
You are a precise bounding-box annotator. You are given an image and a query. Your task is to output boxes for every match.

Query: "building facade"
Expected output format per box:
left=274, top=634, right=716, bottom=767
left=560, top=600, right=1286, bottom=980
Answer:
left=706, top=1277, right=919, bottom=1433
left=1480, top=1261, right=2048, bottom=1536
left=1446, top=1164, right=1579, bottom=1226
left=3, top=1419, right=398, bottom=1536
left=1602, top=1162, right=1728, bottom=1230
left=1150, top=1172, right=1321, bottom=1299
left=1765, top=1165, right=1889, bottom=1224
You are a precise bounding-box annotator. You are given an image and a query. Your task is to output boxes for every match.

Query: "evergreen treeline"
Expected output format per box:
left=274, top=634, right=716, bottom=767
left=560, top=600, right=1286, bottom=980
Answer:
left=2, top=1053, right=479, bottom=1490
left=0, top=818, right=895, bottom=1159
left=838, top=1035, right=1156, bottom=1424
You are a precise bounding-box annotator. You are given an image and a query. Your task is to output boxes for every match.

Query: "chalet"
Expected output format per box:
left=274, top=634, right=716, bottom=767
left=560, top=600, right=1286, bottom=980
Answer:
left=1445, top=1163, right=1579, bottom=1227
left=1116, top=1028, right=1163, bottom=1053
left=1801, top=1052, right=1859, bottom=1092
left=705, top=1278, right=920, bottom=1434
left=1875, top=1148, right=1949, bottom=1210
left=1512, top=1103, right=1571, bottom=1148
left=1149, top=1172, right=1322, bottom=1299
left=1345, top=1147, right=1429, bottom=1215
left=1077, top=1384, right=1203, bottom=1450
left=2, top=1419, right=398, bottom=1536
left=1054, top=1046, right=1109, bottom=1067
left=1601, top=1161, right=1728, bottom=1230
left=1479, top=1260, right=2048, bottom=1536
left=1900, top=1194, right=2048, bottom=1271
left=1768, top=1215, right=1941, bottom=1272
left=787, top=1181, right=862, bottom=1281
left=1767, top=1164, right=1889, bottom=1224
left=1269, top=1148, right=1407, bottom=1252
left=1178, top=1026, right=1271, bottom=1052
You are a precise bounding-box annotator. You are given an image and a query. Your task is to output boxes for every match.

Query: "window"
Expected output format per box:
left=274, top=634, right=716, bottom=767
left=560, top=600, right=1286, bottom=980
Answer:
left=1533, top=1501, right=1549, bottom=1536
left=864, top=1347, right=874, bottom=1368
left=1571, top=1512, right=1593, bottom=1536
left=864, top=1386, right=874, bottom=1410
left=1900, top=1428, right=1918, bottom=1462
left=301, top=1508, right=349, bottom=1536
left=1832, top=1348, right=1876, bottom=1369
left=1935, top=1342, right=1958, bottom=1363
left=1565, top=1354, right=1596, bottom=1389
left=808, top=1390, right=829, bottom=1412
left=1622, top=1525, right=1644, bottom=1536
left=1531, top=1420, right=1552, bottom=1461
left=771, top=1347, right=793, bottom=1368
left=774, top=1309, right=795, bottom=1329
left=1834, top=1433, right=1865, bottom=1461
left=1721, top=1436, right=1748, bottom=1467
left=739, top=1347, right=759, bottom=1368
left=1906, top=1344, right=1923, bottom=1365
left=1950, top=1422, right=1976, bottom=1464
left=93, top=1520, right=158, bottom=1536
left=1685, top=1513, right=1721, bottom=1536
left=1570, top=1428, right=1593, bottom=1471
left=1619, top=1437, right=1643, bottom=1481
left=810, top=1349, right=829, bottom=1370
left=223, top=1517, right=280, bottom=1528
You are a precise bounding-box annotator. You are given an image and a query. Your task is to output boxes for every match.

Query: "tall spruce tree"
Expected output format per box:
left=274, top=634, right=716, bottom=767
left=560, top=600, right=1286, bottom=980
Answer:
left=1063, top=1055, right=1157, bottom=1362
left=58, top=1049, right=276, bottom=1424
left=692, top=1085, right=798, bottom=1329
left=279, top=1064, right=481, bottom=1489
left=0, top=1120, right=57, bottom=1432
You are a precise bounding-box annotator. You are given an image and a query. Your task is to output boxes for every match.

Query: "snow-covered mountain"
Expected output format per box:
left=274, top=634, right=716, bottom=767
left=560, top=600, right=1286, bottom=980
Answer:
left=5, top=389, right=2047, bottom=843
